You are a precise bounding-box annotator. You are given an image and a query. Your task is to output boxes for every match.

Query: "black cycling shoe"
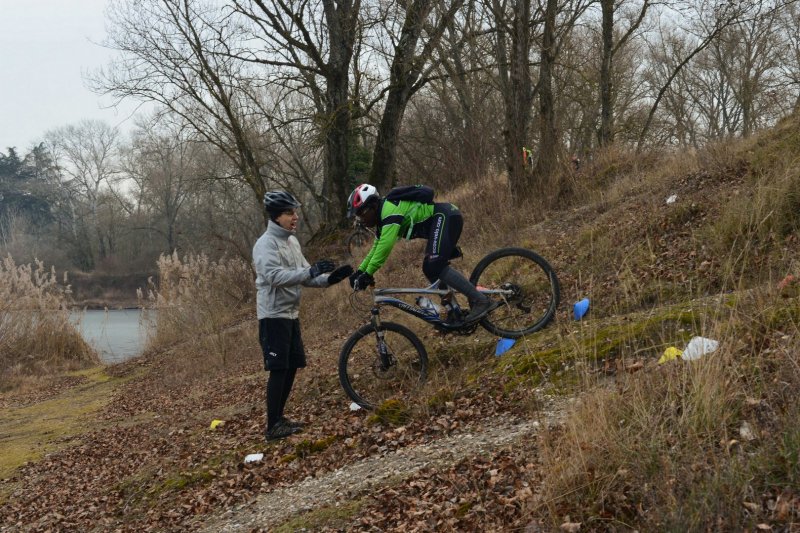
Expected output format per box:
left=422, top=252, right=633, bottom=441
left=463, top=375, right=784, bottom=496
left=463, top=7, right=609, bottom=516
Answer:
left=463, top=299, right=502, bottom=323
left=266, top=420, right=302, bottom=441
left=280, top=417, right=306, bottom=430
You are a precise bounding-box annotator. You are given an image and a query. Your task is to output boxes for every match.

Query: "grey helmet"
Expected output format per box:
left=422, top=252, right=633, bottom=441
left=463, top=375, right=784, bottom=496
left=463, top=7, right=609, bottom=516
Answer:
left=263, top=190, right=301, bottom=220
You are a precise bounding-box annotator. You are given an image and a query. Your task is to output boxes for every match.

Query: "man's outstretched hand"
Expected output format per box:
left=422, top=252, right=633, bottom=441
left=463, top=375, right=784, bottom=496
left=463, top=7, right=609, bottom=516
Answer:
left=309, top=259, right=335, bottom=278
left=327, top=264, right=354, bottom=285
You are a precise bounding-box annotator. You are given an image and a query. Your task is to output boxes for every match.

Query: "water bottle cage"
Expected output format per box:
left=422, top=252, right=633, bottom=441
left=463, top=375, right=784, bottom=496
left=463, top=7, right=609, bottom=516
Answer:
left=445, top=303, right=463, bottom=323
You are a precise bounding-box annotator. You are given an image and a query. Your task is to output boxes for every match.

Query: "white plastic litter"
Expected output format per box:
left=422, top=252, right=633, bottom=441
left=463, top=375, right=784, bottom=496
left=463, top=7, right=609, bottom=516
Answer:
left=244, top=453, right=264, bottom=464
left=349, top=402, right=362, bottom=411
left=682, top=336, right=719, bottom=361
left=739, top=421, right=757, bottom=441
left=666, top=194, right=678, bottom=204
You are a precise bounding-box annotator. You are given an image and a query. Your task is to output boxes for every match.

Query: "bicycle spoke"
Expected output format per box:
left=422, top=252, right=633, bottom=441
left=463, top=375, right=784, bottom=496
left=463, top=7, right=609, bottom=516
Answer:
left=471, top=248, right=559, bottom=338
left=340, top=323, right=427, bottom=409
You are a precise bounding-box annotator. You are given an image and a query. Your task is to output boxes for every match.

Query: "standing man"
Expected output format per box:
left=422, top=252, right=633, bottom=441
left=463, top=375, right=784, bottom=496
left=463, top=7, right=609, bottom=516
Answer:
left=254, top=191, right=353, bottom=441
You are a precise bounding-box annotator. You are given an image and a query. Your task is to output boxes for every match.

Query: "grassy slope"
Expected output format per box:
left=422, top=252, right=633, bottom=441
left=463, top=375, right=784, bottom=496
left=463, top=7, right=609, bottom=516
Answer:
left=1, top=113, right=799, bottom=531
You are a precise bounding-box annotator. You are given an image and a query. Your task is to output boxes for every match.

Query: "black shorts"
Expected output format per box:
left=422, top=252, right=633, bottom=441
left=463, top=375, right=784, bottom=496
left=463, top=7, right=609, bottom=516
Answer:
left=422, top=203, right=463, bottom=282
left=258, top=318, right=306, bottom=371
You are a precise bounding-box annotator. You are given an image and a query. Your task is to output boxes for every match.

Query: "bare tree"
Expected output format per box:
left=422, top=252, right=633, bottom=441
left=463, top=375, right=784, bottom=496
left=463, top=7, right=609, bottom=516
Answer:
left=45, top=120, right=120, bottom=269
left=93, top=0, right=272, bottom=223
left=366, top=0, right=466, bottom=192
left=635, top=0, right=761, bottom=150
left=490, top=0, right=534, bottom=195
left=597, top=0, right=657, bottom=146
left=532, top=0, right=560, bottom=185
left=231, top=0, right=362, bottom=221
left=122, top=120, right=202, bottom=252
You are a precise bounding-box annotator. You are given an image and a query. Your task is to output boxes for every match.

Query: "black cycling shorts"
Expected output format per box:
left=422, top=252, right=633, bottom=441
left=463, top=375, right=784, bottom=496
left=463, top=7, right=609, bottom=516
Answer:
left=422, top=203, right=463, bottom=282
left=258, top=317, right=307, bottom=371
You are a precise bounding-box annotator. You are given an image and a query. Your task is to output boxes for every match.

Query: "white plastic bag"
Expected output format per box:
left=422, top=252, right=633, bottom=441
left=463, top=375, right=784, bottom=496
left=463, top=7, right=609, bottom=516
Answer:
left=244, top=453, right=264, bottom=464
left=682, top=336, right=719, bottom=361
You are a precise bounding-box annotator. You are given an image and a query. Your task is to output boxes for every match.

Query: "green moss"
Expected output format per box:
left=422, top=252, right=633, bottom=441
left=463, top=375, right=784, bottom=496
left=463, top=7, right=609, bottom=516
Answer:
left=499, top=307, right=702, bottom=394
left=156, top=469, right=215, bottom=493
left=116, top=450, right=240, bottom=507
left=367, top=399, right=411, bottom=426
left=280, top=435, right=339, bottom=463
left=0, top=366, right=139, bottom=480
left=273, top=500, right=364, bottom=532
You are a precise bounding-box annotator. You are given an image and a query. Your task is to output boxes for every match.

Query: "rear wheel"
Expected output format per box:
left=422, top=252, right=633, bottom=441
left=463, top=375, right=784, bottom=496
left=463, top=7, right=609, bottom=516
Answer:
left=346, top=228, right=374, bottom=257
left=338, top=321, right=428, bottom=410
left=470, top=247, right=560, bottom=338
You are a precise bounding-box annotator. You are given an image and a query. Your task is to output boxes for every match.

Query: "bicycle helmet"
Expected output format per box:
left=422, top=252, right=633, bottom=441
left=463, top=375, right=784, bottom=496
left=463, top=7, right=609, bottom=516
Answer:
left=263, top=190, right=301, bottom=220
left=347, top=183, right=380, bottom=218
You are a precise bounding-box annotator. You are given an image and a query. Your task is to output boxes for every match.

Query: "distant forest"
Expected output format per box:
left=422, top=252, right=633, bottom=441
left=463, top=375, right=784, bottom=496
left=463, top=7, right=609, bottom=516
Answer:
left=1, top=0, right=798, bottom=275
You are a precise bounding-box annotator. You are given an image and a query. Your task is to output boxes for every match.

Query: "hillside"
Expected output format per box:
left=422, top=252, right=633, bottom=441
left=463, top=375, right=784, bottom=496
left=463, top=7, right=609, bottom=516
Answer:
left=1, top=114, right=799, bottom=531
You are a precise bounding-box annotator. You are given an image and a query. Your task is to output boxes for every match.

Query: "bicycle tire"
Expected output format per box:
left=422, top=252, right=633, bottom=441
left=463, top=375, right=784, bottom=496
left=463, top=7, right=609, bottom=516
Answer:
left=470, top=247, right=560, bottom=338
left=338, top=321, right=428, bottom=410
left=346, top=229, right=373, bottom=257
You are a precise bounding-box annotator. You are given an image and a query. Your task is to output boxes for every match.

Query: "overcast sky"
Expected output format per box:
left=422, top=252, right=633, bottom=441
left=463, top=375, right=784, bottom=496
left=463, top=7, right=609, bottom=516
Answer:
left=0, top=0, right=142, bottom=153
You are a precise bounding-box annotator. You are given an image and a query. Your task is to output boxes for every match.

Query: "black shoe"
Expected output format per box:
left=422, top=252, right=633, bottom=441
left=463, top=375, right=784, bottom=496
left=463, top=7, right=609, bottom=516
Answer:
left=463, top=299, right=502, bottom=323
left=266, top=420, right=302, bottom=441
left=280, top=417, right=306, bottom=430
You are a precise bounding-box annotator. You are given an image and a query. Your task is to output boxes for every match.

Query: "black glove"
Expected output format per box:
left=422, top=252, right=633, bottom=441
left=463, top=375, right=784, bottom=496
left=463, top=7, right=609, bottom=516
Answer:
left=353, top=271, right=375, bottom=291
left=309, top=259, right=335, bottom=279
left=328, top=264, right=354, bottom=285
left=349, top=269, right=364, bottom=289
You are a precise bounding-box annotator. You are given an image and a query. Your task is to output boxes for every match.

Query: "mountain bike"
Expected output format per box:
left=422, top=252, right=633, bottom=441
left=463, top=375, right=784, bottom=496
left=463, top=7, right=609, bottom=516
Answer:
left=338, top=247, right=560, bottom=409
left=346, top=219, right=375, bottom=257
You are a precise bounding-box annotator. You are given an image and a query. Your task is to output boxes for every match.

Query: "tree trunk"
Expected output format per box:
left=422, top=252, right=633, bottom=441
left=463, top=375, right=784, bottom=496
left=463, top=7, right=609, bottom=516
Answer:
left=507, top=0, right=532, bottom=198
left=493, top=0, right=532, bottom=199
left=368, top=0, right=463, bottom=193
left=322, top=0, right=359, bottom=222
left=533, top=0, right=559, bottom=187
left=598, top=0, right=614, bottom=146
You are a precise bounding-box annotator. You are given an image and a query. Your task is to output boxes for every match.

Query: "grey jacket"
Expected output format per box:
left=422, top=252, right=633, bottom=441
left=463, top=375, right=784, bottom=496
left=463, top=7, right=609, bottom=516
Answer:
left=253, top=221, right=329, bottom=319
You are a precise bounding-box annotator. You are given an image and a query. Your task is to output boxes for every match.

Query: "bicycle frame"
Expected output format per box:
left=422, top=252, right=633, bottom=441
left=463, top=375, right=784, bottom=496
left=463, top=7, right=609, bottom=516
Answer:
left=368, top=285, right=515, bottom=333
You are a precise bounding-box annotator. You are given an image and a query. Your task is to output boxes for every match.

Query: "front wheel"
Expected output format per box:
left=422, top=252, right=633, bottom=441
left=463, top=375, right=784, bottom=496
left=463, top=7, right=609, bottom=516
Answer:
left=470, top=247, right=560, bottom=338
left=338, top=321, right=428, bottom=410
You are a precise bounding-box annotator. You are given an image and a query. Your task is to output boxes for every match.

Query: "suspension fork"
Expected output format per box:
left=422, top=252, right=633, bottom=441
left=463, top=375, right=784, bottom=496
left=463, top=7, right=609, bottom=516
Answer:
left=370, top=306, right=392, bottom=369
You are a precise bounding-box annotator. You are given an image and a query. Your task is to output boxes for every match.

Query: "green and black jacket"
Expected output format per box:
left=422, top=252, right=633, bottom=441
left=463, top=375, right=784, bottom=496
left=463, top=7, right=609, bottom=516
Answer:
left=358, top=199, right=435, bottom=275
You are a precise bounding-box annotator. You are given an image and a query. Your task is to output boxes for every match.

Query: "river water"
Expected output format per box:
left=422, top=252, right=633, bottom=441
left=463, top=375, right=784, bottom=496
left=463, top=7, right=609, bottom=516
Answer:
left=71, top=309, right=155, bottom=364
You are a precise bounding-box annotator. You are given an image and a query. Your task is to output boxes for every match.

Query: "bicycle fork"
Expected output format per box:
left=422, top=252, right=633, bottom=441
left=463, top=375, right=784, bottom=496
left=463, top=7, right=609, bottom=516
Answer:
left=370, top=306, right=393, bottom=370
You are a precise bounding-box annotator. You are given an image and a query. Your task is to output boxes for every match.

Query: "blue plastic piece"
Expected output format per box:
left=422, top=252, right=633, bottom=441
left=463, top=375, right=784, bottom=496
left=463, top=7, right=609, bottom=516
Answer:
left=495, top=337, right=516, bottom=356
left=573, top=298, right=590, bottom=320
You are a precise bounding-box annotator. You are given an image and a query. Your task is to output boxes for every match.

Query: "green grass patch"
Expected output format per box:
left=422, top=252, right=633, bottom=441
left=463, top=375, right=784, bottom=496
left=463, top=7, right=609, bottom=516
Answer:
left=0, top=366, right=138, bottom=480
left=280, top=435, right=339, bottom=463
left=498, top=307, right=702, bottom=393
left=273, top=499, right=364, bottom=532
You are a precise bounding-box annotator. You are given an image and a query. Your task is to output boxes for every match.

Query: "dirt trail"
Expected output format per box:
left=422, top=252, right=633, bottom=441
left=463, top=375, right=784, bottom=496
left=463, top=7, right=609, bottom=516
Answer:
left=200, top=413, right=559, bottom=531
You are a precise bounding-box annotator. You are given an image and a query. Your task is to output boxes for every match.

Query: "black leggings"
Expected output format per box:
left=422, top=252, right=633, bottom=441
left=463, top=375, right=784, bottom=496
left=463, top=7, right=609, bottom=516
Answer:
left=266, top=368, right=297, bottom=430
left=422, top=203, right=463, bottom=283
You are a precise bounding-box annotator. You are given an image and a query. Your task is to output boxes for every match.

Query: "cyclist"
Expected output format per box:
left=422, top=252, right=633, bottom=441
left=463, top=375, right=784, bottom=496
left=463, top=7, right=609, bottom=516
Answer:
left=254, top=190, right=353, bottom=441
left=346, top=183, right=499, bottom=324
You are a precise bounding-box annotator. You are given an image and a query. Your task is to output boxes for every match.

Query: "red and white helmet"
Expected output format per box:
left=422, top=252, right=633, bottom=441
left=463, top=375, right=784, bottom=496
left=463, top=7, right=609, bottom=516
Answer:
left=347, top=183, right=380, bottom=217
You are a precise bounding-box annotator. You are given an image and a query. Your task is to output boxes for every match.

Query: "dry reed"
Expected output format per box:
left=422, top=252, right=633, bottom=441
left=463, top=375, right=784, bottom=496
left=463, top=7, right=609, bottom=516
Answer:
left=0, top=256, right=96, bottom=391
left=145, top=253, right=255, bottom=383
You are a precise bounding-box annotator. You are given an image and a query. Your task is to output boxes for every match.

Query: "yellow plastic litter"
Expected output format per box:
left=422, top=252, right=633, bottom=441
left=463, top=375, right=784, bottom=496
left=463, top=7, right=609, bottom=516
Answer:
left=658, top=346, right=682, bottom=364
left=209, top=419, right=225, bottom=430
